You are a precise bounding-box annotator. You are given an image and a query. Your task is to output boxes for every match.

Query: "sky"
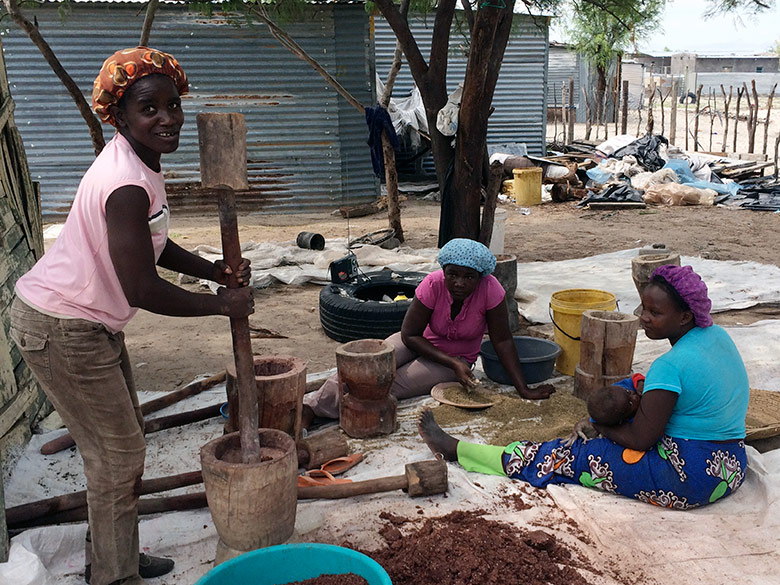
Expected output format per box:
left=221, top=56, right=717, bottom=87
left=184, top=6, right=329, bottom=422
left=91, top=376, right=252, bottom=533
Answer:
left=550, top=0, right=780, bottom=56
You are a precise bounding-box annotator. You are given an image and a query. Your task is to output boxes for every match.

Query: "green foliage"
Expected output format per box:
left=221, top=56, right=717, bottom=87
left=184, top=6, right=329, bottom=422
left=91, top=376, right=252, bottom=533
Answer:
left=703, top=0, right=775, bottom=17
left=563, top=0, right=665, bottom=69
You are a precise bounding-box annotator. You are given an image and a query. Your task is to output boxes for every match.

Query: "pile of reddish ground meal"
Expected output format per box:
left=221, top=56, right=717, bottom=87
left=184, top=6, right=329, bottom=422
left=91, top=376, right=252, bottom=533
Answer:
left=358, top=510, right=593, bottom=585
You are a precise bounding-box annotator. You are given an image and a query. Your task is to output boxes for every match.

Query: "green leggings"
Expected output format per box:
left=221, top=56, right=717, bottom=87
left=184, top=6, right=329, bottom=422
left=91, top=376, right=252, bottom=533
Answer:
left=457, top=441, right=506, bottom=476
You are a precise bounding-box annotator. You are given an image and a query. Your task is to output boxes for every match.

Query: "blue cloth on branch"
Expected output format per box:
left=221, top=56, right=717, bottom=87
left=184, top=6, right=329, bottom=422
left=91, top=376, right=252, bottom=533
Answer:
left=365, top=104, right=400, bottom=178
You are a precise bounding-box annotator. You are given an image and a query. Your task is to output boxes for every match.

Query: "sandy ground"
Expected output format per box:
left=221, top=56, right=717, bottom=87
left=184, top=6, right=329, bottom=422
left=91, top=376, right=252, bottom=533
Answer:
left=123, top=197, right=780, bottom=394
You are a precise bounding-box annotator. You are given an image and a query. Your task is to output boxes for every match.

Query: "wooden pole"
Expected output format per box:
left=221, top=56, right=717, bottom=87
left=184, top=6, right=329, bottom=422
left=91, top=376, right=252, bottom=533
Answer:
left=708, top=89, right=714, bottom=152
left=646, top=81, right=655, bottom=135
left=216, top=185, right=261, bottom=463
left=621, top=79, right=629, bottom=135
left=693, top=84, right=703, bottom=151
left=561, top=82, right=568, bottom=144
left=5, top=471, right=204, bottom=527
left=568, top=77, right=575, bottom=143
left=685, top=90, right=690, bottom=150
left=750, top=79, right=759, bottom=154
left=721, top=85, right=732, bottom=153
left=734, top=86, right=743, bottom=153
left=670, top=78, right=678, bottom=145
left=763, top=83, right=777, bottom=156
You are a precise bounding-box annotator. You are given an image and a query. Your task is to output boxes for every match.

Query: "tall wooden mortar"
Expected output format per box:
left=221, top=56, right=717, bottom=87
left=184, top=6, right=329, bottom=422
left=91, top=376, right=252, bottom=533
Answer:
left=574, top=310, right=640, bottom=401
left=336, top=339, right=397, bottom=438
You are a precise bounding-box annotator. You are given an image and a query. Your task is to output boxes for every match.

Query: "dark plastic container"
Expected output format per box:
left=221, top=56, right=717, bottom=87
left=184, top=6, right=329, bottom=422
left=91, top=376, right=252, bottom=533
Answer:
left=296, top=231, right=325, bottom=250
left=479, top=336, right=562, bottom=385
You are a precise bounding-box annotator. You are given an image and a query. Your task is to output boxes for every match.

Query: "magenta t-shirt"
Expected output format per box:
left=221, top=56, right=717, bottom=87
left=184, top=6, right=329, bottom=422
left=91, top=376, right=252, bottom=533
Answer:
left=415, top=270, right=506, bottom=363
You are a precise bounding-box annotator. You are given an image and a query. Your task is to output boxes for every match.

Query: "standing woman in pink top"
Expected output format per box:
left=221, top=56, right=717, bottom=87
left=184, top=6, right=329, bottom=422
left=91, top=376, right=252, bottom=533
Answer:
left=302, top=238, right=555, bottom=428
left=10, top=47, right=253, bottom=585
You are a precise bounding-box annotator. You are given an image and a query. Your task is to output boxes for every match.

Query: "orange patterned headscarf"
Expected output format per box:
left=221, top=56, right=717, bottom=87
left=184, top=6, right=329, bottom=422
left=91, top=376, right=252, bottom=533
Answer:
left=92, top=46, right=188, bottom=126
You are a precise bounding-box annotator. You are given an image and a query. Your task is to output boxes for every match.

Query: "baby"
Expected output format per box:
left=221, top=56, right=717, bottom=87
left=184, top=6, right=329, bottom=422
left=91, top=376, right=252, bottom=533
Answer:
left=587, top=375, right=644, bottom=426
left=566, top=374, right=645, bottom=445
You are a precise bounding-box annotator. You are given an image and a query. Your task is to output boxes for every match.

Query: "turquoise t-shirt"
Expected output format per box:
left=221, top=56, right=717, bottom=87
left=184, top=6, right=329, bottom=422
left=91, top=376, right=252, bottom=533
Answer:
left=644, top=325, right=749, bottom=441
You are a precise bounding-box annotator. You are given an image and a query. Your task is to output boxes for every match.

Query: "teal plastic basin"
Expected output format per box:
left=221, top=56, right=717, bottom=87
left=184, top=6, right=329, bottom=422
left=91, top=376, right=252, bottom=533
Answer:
left=195, top=543, right=392, bottom=585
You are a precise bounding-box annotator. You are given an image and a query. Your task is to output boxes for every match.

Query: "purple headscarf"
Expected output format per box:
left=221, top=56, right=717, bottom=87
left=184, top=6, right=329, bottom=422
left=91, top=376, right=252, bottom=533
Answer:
left=651, top=265, right=713, bottom=328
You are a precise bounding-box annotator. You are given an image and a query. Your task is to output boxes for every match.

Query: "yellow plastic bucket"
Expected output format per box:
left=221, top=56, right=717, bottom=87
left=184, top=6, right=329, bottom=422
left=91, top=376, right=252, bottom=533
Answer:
left=549, top=289, right=617, bottom=376
left=512, top=167, right=542, bottom=206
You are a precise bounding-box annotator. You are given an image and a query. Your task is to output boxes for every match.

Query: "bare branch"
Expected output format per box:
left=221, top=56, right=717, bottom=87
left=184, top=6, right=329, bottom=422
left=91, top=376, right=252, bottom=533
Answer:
left=2, top=0, right=104, bottom=153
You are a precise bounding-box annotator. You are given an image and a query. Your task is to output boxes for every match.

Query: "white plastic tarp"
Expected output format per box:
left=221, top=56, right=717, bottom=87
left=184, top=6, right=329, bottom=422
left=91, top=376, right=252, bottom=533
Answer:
left=4, top=253, right=780, bottom=585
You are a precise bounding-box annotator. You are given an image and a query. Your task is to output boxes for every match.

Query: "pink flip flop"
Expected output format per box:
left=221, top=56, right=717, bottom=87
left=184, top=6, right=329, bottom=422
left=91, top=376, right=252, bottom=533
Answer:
left=297, top=468, right=353, bottom=488
left=319, top=453, right=364, bottom=476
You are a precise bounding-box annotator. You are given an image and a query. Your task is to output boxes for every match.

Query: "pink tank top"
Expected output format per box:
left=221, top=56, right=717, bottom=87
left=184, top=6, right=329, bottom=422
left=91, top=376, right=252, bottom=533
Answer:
left=15, top=133, right=169, bottom=333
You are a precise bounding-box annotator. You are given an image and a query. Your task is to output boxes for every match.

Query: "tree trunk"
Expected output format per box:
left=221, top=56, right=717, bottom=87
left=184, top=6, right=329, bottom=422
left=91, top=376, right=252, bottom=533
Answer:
left=595, top=65, right=607, bottom=128
left=3, top=0, right=105, bottom=154
left=375, top=0, right=515, bottom=244
left=448, top=0, right=514, bottom=243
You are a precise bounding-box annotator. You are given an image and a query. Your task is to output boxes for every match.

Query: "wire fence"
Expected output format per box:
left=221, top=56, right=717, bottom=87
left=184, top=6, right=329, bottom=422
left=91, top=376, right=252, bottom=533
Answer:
left=546, top=78, right=780, bottom=162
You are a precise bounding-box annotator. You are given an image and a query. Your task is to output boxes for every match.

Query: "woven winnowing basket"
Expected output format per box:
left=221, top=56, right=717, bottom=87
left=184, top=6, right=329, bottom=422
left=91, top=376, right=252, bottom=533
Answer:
left=746, top=389, right=780, bottom=441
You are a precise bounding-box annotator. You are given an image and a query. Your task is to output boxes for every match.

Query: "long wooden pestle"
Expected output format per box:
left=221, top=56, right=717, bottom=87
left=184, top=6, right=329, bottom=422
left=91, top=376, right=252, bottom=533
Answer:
left=216, top=184, right=261, bottom=463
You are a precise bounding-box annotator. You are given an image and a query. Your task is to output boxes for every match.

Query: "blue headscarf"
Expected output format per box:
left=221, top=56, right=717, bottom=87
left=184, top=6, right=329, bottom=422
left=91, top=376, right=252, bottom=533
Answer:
left=437, top=238, right=496, bottom=276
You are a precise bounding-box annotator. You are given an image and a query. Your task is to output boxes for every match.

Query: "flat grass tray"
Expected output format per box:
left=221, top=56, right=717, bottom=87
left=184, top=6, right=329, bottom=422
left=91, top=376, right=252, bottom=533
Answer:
left=746, top=389, right=780, bottom=441
left=431, top=382, right=495, bottom=410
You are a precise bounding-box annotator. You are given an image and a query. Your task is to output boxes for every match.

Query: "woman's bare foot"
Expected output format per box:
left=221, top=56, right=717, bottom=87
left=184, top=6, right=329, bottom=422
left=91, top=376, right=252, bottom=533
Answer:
left=418, top=409, right=458, bottom=461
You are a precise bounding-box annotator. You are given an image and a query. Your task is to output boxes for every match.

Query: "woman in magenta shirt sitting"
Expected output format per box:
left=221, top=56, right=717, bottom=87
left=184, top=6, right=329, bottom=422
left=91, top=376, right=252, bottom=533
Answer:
left=303, top=238, right=555, bottom=427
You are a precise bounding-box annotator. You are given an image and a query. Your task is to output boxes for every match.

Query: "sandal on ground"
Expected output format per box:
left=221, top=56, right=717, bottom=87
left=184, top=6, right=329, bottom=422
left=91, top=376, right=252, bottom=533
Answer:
left=319, top=453, right=364, bottom=476
left=297, top=468, right=353, bottom=488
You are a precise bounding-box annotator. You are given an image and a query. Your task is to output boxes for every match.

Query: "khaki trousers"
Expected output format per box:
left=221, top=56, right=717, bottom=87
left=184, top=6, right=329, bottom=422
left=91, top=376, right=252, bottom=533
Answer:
left=10, top=297, right=146, bottom=585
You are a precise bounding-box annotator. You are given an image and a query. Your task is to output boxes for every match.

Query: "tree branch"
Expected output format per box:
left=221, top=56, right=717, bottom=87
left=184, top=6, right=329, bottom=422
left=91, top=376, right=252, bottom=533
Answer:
left=3, top=0, right=105, bottom=154
left=250, top=4, right=364, bottom=114
left=139, top=0, right=159, bottom=47
left=373, top=0, right=429, bottom=80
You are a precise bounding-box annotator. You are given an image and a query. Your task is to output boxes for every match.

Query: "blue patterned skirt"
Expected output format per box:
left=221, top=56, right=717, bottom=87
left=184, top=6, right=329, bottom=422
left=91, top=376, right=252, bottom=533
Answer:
left=458, top=435, right=747, bottom=509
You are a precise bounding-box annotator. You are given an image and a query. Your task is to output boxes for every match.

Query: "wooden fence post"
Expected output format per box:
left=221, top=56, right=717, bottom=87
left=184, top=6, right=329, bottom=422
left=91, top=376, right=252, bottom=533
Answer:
left=693, top=84, right=703, bottom=151
left=568, top=77, right=575, bottom=143
left=721, top=85, right=732, bottom=153
left=734, top=86, right=743, bottom=153
left=621, top=79, right=628, bottom=135
left=763, top=83, right=777, bottom=156
left=670, top=78, right=678, bottom=145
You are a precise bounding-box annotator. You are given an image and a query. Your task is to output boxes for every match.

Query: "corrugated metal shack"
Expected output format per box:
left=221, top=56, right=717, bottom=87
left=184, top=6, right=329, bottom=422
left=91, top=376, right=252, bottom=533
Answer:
left=373, top=11, right=550, bottom=166
left=1, top=1, right=379, bottom=221
left=547, top=42, right=587, bottom=124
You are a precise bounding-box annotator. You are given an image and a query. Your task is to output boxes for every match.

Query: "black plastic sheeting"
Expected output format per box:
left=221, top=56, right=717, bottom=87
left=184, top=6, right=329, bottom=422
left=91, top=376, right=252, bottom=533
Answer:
left=578, top=182, right=644, bottom=207
left=612, top=134, right=670, bottom=172
left=734, top=175, right=780, bottom=211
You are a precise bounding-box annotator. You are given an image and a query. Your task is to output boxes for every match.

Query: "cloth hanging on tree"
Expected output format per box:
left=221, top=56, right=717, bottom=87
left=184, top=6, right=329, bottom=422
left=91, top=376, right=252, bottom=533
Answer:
left=365, top=104, right=400, bottom=179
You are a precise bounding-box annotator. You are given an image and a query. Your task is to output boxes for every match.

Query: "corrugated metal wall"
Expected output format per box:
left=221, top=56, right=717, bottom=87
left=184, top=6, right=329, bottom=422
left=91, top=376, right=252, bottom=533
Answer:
left=621, top=62, right=645, bottom=108
left=1, top=2, right=378, bottom=220
left=547, top=45, right=586, bottom=123
left=374, top=12, right=549, bottom=157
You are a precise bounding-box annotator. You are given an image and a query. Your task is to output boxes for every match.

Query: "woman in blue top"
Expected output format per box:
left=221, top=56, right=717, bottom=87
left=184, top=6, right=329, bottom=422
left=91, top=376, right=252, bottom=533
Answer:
left=420, top=265, right=750, bottom=508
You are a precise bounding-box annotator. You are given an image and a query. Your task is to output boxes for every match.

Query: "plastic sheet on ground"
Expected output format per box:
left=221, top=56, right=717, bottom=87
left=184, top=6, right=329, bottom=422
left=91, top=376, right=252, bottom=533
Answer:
left=513, top=248, right=780, bottom=325
left=5, top=253, right=780, bottom=585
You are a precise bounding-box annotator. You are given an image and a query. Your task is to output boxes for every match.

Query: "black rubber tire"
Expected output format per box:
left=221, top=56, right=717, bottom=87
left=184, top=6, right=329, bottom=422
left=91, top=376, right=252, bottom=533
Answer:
left=319, top=270, right=427, bottom=343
